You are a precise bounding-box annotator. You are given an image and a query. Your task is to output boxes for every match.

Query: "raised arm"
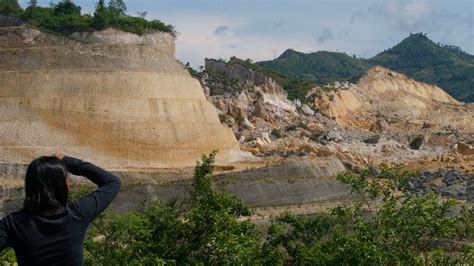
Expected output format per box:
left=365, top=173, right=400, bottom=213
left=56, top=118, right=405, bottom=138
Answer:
left=0, top=218, right=9, bottom=250
left=62, top=156, right=121, bottom=222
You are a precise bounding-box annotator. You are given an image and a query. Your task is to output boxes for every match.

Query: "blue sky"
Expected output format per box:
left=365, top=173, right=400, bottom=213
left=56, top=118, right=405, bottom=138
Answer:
left=19, top=0, right=474, bottom=67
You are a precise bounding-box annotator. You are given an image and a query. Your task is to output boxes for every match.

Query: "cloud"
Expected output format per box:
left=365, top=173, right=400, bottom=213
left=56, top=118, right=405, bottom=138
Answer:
left=162, top=14, right=322, bottom=68
left=273, top=19, right=285, bottom=28
left=214, top=25, right=234, bottom=37
left=383, top=0, right=434, bottom=31
left=318, top=28, right=334, bottom=43
left=147, top=1, right=472, bottom=68
left=350, top=10, right=365, bottom=24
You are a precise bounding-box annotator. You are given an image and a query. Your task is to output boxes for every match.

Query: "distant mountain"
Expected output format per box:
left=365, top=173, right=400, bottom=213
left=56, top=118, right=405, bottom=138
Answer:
left=258, top=49, right=370, bottom=85
left=257, top=33, right=474, bottom=102
left=368, top=33, right=474, bottom=102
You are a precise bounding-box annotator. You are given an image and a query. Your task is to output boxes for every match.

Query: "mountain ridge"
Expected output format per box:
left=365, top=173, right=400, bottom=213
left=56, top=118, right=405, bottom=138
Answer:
left=257, top=33, right=474, bottom=102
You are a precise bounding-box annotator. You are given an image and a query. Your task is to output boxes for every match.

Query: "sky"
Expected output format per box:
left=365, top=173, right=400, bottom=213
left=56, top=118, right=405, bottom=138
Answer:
left=19, top=0, right=474, bottom=68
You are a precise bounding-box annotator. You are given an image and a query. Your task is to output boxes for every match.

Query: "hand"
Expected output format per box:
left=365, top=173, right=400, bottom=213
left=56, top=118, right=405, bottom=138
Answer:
left=54, top=152, right=65, bottom=160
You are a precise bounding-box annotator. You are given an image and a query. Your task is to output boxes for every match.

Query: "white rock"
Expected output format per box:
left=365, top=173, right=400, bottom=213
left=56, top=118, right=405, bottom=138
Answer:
left=294, top=99, right=302, bottom=108
left=243, top=117, right=255, bottom=130
left=301, top=104, right=315, bottom=116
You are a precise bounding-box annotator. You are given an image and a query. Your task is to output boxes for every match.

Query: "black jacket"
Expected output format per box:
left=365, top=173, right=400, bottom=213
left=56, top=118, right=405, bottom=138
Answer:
left=0, top=156, right=121, bottom=265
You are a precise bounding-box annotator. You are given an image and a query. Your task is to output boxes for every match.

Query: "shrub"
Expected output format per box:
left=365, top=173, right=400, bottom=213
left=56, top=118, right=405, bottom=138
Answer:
left=42, top=13, right=93, bottom=35
left=22, top=6, right=53, bottom=26
left=265, top=167, right=474, bottom=264
left=271, top=128, right=283, bottom=138
left=207, top=83, right=225, bottom=96
left=297, top=121, right=307, bottom=129
left=92, top=0, right=108, bottom=30
left=0, top=0, right=23, bottom=17
left=309, top=131, right=324, bottom=141
left=53, top=0, right=81, bottom=16
left=1, top=161, right=472, bottom=264
left=409, top=134, right=425, bottom=150
left=84, top=152, right=268, bottom=265
left=244, top=136, right=257, bottom=142
left=6, top=0, right=177, bottom=37
left=285, top=124, right=297, bottom=131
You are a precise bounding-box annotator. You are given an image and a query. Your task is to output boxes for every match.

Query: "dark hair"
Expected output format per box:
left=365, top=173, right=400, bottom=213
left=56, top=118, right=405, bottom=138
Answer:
left=23, top=156, right=69, bottom=213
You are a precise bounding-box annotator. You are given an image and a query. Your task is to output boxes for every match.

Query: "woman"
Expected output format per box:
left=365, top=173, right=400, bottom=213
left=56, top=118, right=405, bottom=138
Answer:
left=0, top=154, right=121, bottom=265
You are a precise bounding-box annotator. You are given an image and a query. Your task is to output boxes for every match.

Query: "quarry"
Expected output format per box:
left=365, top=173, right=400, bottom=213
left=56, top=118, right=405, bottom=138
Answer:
left=0, top=0, right=472, bottom=260
left=0, top=22, right=472, bottom=219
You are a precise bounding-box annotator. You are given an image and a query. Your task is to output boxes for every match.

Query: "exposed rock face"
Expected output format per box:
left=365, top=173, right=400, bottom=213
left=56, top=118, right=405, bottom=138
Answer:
left=201, top=61, right=474, bottom=178
left=203, top=58, right=305, bottom=148
left=312, top=66, right=467, bottom=130
left=0, top=157, right=351, bottom=215
left=457, top=142, right=474, bottom=155
left=411, top=170, right=473, bottom=202
left=0, top=16, right=23, bottom=27
left=0, top=27, right=243, bottom=168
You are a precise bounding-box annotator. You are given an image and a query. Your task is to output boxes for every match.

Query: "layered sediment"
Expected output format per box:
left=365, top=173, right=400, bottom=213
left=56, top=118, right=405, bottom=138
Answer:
left=0, top=27, right=242, bottom=168
left=0, top=157, right=351, bottom=216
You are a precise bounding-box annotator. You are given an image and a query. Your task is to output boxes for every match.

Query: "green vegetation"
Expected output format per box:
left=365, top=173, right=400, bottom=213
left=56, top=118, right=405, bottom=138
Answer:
left=368, top=33, right=474, bottom=102
left=258, top=49, right=370, bottom=86
left=257, top=33, right=474, bottom=102
left=409, top=134, right=425, bottom=150
left=0, top=155, right=473, bottom=264
left=271, top=167, right=473, bottom=264
left=228, top=56, right=290, bottom=87
left=228, top=57, right=317, bottom=101
left=309, top=131, right=325, bottom=142
left=207, top=83, right=225, bottom=96
left=271, top=128, right=284, bottom=138
left=283, top=79, right=315, bottom=101
left=205, top=56, right=317, bottom=101
left=0, top=0, right=22, bottom=17
left=0, top=0, right=177, bottom=36
left=85, top=152, right=265, bottom=264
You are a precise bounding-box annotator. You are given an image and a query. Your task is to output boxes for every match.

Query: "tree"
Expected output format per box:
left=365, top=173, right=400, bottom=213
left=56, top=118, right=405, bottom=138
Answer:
left=28, top=0, right=38, bottom=8
left=53, top=0, right=81, bottom=16
left=0, top=0, right=23, bottom=16
left=23, top=0, right=44, bottom=20
left=81, top=152, right=270, bottom=265
left=136, top=11, right=147, bottom=18
left=265, top=167, right=474, bottom=264
left=107, top=0, right=126, bottom=18
left=254, top=91, right=264, bottom=103
left=92, top=0, right=108, bottom=30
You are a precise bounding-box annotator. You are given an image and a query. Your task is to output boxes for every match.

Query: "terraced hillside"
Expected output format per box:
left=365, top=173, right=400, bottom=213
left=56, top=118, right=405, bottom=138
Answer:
left=0, top=26, right=242, bottom=168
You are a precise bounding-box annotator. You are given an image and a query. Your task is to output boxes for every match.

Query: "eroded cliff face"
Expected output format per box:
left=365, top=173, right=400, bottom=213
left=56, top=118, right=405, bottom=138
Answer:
left=312, top=66, right=470, bottom=132
left=0, top=27, right=243, bottom=168
left=202, top=60, right=473, bottom=178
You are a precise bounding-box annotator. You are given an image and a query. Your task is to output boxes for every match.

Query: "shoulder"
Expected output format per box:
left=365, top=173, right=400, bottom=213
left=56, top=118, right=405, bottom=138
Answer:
left=66, top=202, right=87, bottom=221
left=1, top=210, right=30, bottom=227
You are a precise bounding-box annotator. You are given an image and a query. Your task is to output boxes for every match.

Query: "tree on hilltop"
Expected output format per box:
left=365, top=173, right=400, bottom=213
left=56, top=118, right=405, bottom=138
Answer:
left=108, top=0, right=126, bottom=18
left=28, top=0, right=38, bottom=8
left=53, top=0, right=81, bottom=16
left=93, top=0, right=109, bottom=30
left=0, top=0, right=23, bottom=16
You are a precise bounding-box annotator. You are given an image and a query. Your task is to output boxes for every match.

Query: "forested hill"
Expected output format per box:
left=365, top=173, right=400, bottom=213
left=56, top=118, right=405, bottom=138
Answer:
left=258, top=49, right=370, bottom=85
left=257, top=33, right=474, bottom=102
left=368, top=33, right=474, bottom=102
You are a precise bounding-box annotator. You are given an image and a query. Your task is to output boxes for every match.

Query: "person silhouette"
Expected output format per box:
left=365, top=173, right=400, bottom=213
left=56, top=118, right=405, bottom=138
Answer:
left=0, top=154, right=121, bottom=265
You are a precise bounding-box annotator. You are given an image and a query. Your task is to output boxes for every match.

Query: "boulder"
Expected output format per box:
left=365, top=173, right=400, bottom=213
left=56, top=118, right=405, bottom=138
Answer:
left=409, top=134, right=427, bottom=150
left=363, top=135, right=381, bottom=145
left=301, top=104, right=315, bottom=116
left=456, top=141, right=474, bottom=155
left=370, top=117, right=388, bottom=133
